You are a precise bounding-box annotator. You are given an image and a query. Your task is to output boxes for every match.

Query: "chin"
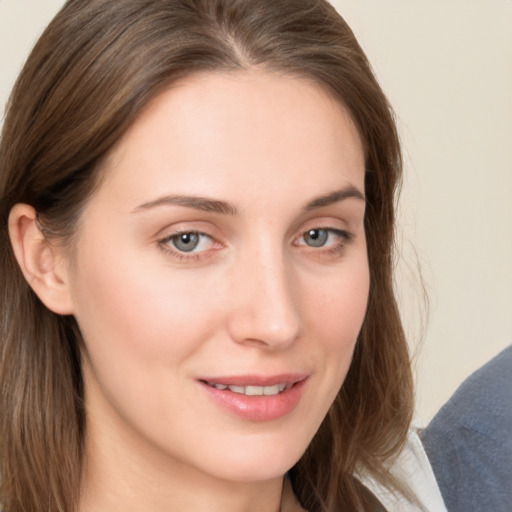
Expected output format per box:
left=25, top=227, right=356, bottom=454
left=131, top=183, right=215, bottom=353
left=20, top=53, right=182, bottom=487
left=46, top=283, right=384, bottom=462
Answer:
left=191, top=429, right=311, bottom=483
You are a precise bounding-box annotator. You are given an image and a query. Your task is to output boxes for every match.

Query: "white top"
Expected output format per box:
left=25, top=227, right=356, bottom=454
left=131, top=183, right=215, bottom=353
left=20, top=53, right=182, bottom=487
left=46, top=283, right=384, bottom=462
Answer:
left=361, top=429, right=448, bottom=512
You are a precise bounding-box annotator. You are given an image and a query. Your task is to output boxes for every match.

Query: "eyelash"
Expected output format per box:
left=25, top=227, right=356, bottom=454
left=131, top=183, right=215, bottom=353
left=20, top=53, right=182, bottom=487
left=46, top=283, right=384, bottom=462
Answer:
left=157, top=227, right=354, bottom=262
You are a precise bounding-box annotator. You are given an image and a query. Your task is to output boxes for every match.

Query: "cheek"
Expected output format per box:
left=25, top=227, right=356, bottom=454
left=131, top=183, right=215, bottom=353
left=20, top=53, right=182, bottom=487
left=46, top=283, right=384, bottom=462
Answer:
left=72, top=257, right=224, bottom=366
left=71, top=248, right=227, bottom=425
left=285, top=257, right=369, bottom=443
left=73, top=270, right=224, bottom=374
left=306, top=258, right=370, bottom=350
left=308, top=259, right=369, bottom=385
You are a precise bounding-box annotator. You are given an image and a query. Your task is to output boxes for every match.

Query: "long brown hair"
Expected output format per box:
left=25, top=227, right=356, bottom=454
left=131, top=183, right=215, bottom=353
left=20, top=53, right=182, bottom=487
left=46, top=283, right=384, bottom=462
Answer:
left=0, top=1, right=413, bottom=510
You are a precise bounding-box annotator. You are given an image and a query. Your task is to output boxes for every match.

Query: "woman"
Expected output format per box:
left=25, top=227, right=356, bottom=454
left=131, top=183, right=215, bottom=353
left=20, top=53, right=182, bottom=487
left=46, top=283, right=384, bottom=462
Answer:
left=0, top=1, right=415, bottom=511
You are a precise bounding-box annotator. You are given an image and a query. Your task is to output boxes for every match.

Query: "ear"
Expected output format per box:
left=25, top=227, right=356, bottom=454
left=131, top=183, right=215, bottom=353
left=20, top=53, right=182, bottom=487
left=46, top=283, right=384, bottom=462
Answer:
left=8, top=204, right=74, bottom=315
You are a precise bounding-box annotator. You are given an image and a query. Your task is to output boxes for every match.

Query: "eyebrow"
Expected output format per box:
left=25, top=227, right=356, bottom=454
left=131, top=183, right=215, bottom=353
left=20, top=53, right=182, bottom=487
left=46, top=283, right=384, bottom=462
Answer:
left=132, top=185, right=365, bottom=216
left=302, top=185, right=365, bottom=211
left=132, top=195, right=239, bottom=215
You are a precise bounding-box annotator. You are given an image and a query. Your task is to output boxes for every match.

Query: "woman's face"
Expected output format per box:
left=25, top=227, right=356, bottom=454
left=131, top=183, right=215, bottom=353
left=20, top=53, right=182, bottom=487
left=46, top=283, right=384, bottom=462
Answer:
left=67, top=71, right=369, bottom=483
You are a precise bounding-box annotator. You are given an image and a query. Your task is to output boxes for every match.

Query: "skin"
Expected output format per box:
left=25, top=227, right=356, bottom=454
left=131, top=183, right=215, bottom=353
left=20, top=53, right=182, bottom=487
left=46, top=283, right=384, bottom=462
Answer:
left=10, top=70, right=369, bottom=512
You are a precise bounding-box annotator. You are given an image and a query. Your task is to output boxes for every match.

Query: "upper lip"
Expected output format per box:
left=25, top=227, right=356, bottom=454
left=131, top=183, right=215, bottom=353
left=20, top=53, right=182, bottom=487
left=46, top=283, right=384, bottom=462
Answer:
left=198, top=374, right=308, bottom=387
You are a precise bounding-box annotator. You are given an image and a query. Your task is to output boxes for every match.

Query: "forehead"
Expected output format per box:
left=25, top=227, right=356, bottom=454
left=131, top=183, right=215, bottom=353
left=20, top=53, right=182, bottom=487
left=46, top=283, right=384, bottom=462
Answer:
left=95, top=70, right=365, bottom=210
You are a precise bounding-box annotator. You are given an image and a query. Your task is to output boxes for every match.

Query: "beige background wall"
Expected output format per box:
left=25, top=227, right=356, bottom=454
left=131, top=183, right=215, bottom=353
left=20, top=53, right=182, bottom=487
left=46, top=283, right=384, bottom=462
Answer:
left=333, top=0, right=512, bottom=424
left=1, top=0, right=511, bottom=425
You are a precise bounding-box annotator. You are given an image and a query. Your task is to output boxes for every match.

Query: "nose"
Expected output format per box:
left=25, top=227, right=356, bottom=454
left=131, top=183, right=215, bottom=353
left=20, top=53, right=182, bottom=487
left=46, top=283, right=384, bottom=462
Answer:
left=226, top=248, right=302, bottom=350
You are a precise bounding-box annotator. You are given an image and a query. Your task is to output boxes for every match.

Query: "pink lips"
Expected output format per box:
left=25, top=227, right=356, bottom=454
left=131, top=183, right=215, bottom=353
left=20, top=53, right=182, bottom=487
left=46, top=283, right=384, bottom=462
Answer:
left=198, top=374, right=308, bottom=422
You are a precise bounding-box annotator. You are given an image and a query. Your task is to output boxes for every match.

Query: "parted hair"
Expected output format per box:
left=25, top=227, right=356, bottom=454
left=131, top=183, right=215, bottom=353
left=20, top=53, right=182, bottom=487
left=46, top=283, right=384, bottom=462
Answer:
left=0, top=1, right=413, bottom=511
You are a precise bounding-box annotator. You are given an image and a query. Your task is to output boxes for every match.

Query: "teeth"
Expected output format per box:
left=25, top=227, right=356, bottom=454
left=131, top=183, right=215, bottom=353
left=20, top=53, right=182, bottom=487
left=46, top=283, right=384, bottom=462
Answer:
left=207, top=382, right=290, bottom=396
left=245, top=385, right=264, bottom=396
left=263, top=385, right=280, bottom=396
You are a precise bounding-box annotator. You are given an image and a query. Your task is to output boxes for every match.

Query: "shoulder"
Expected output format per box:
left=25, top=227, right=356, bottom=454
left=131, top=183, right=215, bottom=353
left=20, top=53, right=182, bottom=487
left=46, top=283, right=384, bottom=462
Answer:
left=421, top=346, right=512, bottom=512
left=427, top=345, right=511, bottom=438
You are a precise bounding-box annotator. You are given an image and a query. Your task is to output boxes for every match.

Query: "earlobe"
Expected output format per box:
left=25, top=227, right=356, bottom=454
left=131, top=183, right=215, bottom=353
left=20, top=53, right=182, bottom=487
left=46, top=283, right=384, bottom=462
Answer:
left=8, top=204, right=74, bottom=315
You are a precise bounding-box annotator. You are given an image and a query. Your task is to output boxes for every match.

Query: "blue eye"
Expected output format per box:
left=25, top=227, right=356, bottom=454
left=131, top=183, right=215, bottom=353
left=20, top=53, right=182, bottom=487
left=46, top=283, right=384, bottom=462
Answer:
left=171, top=232, right=201, bottom=252
left=296, top=228, right=352, bottom=251
left=167, top=232, right=216, bottom=254
left=158, top=230, right=219, bottom=261
left=303, top=229, right=329, bottom=247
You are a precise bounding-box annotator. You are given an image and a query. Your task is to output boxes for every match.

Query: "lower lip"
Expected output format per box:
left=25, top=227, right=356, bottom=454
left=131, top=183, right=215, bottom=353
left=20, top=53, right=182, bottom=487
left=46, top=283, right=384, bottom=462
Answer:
left=199, top=379, right=307, bottom=422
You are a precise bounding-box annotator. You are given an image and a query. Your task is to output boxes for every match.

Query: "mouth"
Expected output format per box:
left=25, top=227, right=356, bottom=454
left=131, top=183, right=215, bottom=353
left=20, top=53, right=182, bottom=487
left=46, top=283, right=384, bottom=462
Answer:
left=202, top=381, right=293, bottom=396
left=198, top=374, right=308, bottom=421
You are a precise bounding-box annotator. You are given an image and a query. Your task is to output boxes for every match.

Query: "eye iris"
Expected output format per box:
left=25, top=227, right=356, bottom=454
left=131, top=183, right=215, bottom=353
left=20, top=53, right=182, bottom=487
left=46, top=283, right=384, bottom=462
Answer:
left=173, top=233, right=200, bottom=252
left=305, top=229, right=328, bottom=247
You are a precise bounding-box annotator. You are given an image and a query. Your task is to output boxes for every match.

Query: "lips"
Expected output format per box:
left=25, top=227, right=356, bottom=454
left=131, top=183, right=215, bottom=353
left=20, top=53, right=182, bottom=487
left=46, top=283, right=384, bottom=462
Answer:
left=198, top=374, right=308, bottom=422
